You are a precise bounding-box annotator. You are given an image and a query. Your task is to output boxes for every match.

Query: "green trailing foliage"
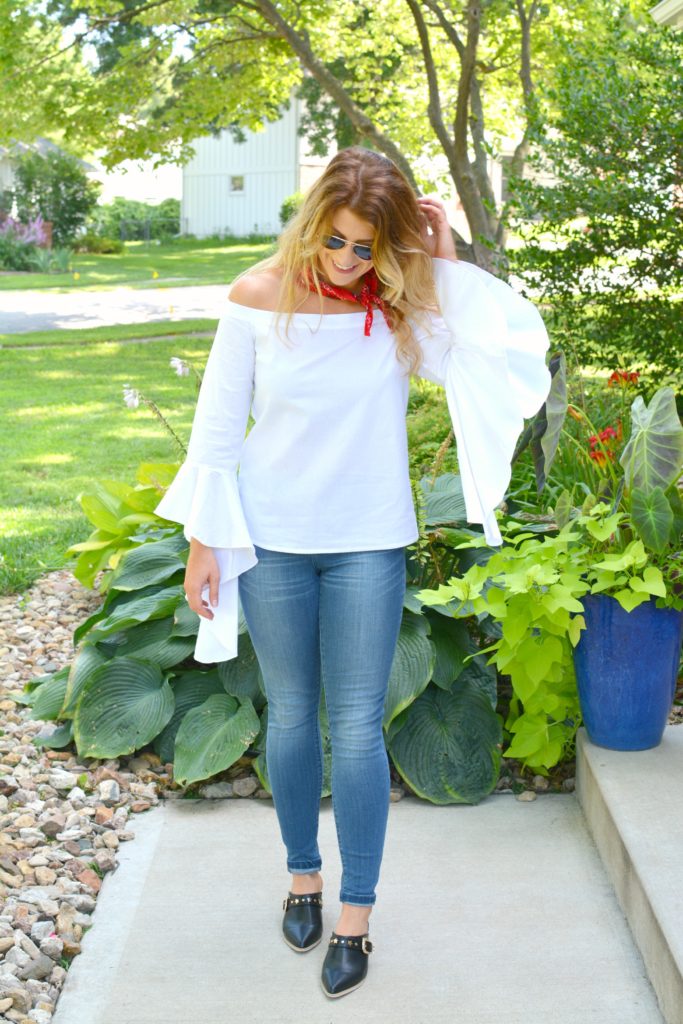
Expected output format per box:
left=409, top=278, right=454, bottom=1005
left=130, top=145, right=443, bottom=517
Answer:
left=417, top=385, right=683, bottom=771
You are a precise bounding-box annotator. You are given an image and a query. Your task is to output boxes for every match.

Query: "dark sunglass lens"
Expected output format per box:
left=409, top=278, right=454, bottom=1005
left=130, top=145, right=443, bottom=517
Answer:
left=323, top=235, right=345, bottom=250
left=354, top=245, right=373, bottom=261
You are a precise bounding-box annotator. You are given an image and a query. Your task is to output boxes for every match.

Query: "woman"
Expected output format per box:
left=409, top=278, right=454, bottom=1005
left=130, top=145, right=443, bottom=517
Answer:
left=154, top=145, right=551, bottom=999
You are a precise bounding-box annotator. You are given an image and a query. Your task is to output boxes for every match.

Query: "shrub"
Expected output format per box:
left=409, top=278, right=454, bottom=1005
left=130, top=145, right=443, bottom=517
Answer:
left=88, top=197, right=180, bottom=241
left=279, top=191, right=304, bottom=227
left=0, top=234, right=33, bottom=271
left=11, top=150, right=100, bottom=247
left=0, top=214, right=49, bottom=270
left=507, top=18, right=683, bottom=384
left=75, top=233, right=125, bottom=254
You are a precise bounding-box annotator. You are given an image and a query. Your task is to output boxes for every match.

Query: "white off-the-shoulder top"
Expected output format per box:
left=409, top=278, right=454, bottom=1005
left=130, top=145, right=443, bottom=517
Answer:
left=154, top=257, right=552, bottom=663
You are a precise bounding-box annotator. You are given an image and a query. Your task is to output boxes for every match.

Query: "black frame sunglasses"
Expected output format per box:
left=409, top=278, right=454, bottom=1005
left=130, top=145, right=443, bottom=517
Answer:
left=322, top=234, right=373, bottom=262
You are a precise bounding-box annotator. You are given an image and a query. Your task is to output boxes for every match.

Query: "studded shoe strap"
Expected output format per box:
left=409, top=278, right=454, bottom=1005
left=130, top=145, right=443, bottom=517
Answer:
left=329, top=932, right=373, bottom=954
left=282, top=892, right=323, bottom=910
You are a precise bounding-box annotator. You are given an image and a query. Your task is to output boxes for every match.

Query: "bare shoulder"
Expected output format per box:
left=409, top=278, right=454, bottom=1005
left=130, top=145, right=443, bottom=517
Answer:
left=228, top=268, right=283, bottom=311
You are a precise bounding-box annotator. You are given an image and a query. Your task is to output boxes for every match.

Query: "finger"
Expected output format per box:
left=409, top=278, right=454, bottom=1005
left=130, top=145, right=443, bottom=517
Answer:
left=186, top=587, right=213, bottom=619
left=209, top=571, right=219, bottom=609
left=417, top=196, right=445, bottom=208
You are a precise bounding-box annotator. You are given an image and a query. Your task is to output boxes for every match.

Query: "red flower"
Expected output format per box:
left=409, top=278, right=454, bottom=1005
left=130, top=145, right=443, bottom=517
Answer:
left=599, top=426, right=618, bottom=442
left=608, top=369, right=639, bottom=388
left=589, top=449, right=615, bottom=465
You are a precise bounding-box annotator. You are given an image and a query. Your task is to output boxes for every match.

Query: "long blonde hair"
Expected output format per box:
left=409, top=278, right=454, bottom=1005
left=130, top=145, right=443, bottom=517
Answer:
left=232, top=146, right=440, bottom=375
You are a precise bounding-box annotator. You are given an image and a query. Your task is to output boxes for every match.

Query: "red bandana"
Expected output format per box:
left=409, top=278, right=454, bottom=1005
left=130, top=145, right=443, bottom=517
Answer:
left=303, top=267, right=393, bottom=337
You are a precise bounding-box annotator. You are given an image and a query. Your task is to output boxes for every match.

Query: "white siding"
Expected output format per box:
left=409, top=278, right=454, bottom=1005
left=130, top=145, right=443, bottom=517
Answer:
left=182, top=102, right=301, bottom=237
left=0, top=157, right=14, bottom=193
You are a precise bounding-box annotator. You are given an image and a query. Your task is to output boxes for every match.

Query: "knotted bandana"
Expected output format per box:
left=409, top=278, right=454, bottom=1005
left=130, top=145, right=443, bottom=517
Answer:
left=303, top=266, right=393, bottom=337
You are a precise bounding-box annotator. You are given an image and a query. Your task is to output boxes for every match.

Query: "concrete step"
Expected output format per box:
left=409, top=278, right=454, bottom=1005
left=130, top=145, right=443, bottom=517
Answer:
left=52, top=790, right=663, bottom=1024
left=576, top=724, right=683, bottom=1024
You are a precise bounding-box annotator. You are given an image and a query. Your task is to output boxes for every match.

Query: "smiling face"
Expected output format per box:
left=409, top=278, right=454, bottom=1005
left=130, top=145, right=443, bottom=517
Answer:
left=317, top=206, right=376, bottom=289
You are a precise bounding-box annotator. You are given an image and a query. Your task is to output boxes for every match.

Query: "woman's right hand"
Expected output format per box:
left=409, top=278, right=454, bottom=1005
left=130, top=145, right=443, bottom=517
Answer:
left=185, top=539, right=220, bottom=620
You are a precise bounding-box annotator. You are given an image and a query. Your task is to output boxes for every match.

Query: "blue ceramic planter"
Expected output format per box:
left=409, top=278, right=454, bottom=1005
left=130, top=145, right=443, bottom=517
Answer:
left=573, top=593, right=683, bottom=751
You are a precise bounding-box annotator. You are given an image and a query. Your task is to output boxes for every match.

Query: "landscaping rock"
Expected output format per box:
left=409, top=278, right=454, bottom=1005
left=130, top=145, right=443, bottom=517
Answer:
left=199, top=782, right=234, bottom=799
left=232, top=776, right=259, bottom=798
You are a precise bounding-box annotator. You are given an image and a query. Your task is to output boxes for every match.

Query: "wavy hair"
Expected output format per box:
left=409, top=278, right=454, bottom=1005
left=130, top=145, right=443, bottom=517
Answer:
left=231, top=146, right=441, bottom=375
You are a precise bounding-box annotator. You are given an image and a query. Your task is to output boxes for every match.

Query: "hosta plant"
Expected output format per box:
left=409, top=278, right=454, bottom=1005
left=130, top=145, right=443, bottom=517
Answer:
left=23, top=467, right=503, bottom=802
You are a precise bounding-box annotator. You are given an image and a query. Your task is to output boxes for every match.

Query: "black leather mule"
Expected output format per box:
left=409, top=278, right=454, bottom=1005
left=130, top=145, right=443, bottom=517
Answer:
left=320, top=931, right=373, bottom=998
left=281, top=891, right=323, bottom=952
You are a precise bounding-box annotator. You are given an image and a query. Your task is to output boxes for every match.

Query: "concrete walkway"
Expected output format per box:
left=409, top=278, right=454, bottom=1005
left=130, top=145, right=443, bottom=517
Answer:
left=52, top=779, right=664, bottom=1023
left=0, top=285, right=229, bottom=334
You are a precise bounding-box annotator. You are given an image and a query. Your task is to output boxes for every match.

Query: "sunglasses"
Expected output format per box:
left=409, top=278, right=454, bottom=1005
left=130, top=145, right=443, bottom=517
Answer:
left=322, top=234, right=373, bottom=262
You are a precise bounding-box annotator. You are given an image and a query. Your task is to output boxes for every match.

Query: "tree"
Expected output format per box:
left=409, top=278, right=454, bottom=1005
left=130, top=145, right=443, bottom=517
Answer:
left=12, top=150, right=101, bottom=247
left=507, top=13, right=683, bottom=381
left=0, top=0, right=94, bottom=147
left=3, top=1, right=670, bottom=277
left=5, top=0, right=571, bottom=271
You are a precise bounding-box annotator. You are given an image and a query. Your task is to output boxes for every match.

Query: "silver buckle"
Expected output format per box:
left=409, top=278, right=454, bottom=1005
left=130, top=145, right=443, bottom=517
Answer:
left=361, top=936, right=372, bottom=954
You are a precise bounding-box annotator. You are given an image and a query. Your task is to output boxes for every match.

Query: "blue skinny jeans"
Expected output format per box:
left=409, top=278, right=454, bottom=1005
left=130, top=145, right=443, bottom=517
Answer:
left=238, top=544, right=406, bottom=906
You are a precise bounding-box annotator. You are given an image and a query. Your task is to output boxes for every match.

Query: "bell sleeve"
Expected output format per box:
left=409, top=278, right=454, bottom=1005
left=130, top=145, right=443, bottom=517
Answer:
left=153, top=308, right=258, bottom=663
left=416, top=257, right=552, bottom=546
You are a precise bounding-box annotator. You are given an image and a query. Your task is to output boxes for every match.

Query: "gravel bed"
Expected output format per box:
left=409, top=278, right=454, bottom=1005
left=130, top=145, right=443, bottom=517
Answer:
left=0, top=567, right=678, bottom=1022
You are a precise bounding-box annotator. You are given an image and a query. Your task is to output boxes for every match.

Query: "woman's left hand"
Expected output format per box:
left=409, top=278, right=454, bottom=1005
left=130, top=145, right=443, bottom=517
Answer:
left=417, top=196, right=458, bottom=262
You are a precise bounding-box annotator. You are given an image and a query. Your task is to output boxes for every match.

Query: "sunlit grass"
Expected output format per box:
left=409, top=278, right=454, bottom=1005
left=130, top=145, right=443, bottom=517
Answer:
left=1, top=319, right=216, bottom=349
left=1, top=330, right=211, bottom=594
left=0, top=237, right=276, bottom=292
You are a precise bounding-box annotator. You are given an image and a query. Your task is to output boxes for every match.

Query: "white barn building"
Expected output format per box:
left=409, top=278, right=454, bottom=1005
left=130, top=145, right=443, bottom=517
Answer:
left=181, top=97, right=332, bottom=238
left=180, top=98, right=531, bottom=244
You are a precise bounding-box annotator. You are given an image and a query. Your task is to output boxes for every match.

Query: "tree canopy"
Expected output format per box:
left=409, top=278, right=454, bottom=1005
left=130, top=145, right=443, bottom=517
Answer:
left=0, top=0, right=676, bottom=277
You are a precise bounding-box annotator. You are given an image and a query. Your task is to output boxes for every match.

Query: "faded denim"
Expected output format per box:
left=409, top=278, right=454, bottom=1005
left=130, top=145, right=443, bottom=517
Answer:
left=238, top=544, right=406, bottom=906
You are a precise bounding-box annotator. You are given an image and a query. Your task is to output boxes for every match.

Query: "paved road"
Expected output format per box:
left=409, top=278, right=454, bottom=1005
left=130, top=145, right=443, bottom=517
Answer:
left=0, top=284, right=230, bottom=334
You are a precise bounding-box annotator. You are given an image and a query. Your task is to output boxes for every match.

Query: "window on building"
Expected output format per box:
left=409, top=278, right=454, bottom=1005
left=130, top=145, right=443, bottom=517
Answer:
left=230, top=175, right=244, bottom=193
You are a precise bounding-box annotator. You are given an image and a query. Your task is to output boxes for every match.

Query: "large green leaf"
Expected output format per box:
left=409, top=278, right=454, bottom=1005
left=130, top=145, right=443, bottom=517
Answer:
left=68, top=535, right=126, bottom=590
left=383, top=610, right=435, bottom=729
left=138, top=462, right=182, bottom=489
left=620, top=388, right=683, bottom=496
left=153, top=669, right=225, bottom=764
left=631, top=486, right=674, bottom=553
left=33, top=721, right=74, bottom=750
left=170, top=599, right=200, bottom=638
left=173, top=693, right=260, bottom=786
left=30, top=667, right=69, bottom=721
left=85, top=585, right=184, bottom=641
left=512, top=351, right=567, bottom=492
left=73, top=657, right=175, bottom=758
left=667, top=486, right=683, bottom=544
left=419, top=473, right=467, bottom=526
left=388, top=680, right=502, bottom=805
left=108, top=537, right=187, bottom=592
left=424, top=609, right=470, bottom=690
left=218, top=629, right=265, bottom=706
left=72, top=580, right=173, bottom=646
left=458, top=653, right=498, bottom=708
left=101, top=616, right=196, bottom=670
left=63, top=642, right=110, bottom=714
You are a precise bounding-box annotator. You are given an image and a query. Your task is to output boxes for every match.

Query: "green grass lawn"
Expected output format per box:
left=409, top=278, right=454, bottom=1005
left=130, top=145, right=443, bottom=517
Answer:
left=0, top=237, right=277, bottom=292
left=0, top=319, right=216, bottom=349
left=0, top=326, right=212, bottom=595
